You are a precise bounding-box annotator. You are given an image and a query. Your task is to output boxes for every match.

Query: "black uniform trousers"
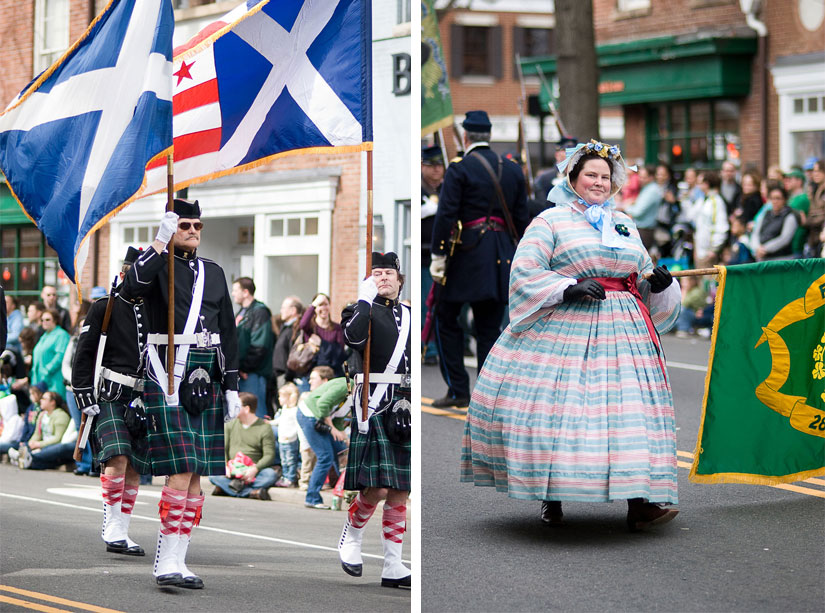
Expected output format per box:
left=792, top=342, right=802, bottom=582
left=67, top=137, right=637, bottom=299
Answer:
left=434, top=298, right=506, bottom=400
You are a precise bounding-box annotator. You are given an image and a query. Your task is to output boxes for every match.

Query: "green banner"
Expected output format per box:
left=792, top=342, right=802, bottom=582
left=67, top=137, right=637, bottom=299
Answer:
left=690, top=259, right=825, bottom=485
left=421, top=0, right=453, bottom=136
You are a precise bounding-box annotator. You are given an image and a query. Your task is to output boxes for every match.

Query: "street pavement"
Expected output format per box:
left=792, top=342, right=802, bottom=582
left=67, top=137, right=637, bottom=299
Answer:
left=0, top=467, right=410, bottom=612
left=421, top=334, right=825, bottom=612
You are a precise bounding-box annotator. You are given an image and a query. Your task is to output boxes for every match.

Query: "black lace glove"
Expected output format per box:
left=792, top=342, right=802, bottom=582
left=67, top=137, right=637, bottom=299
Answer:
left=647, top=265, right=672, bottom=294
left=563, top=279, right=606, bottom=301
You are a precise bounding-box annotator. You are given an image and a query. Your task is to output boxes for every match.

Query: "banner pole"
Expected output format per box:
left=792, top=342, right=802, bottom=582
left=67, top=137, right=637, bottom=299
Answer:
left=166, top=155, right=175, bottom=396
left=361, top=149, right=374, bottom=424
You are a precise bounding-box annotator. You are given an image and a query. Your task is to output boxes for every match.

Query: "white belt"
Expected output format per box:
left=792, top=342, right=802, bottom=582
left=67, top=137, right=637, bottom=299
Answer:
left=146, top=332, right=221, bottom=348
left=355, top=373, right=410, bottom=387
left=101, top=367, right=143, bottom=391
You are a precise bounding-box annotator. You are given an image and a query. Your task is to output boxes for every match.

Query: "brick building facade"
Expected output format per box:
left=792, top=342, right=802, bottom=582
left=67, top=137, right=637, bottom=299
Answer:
left=437, top=0, right=824, bottom=176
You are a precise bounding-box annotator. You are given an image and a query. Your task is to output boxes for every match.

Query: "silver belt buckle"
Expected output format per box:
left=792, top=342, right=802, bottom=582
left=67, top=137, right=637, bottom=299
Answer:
left=199, top=330, right=212, bottom=348
left=400, top=374, right=411, bottom=388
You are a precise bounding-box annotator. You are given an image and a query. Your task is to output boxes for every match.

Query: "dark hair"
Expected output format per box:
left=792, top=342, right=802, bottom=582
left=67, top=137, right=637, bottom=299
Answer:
left=29, top=301, right=46, bottom=313
left=18, top=327, right=37, bottom=352
left=767, top=184, right=788, bottom=200
left=7, top=294, right=18, bottom=307
left=42, top=391, right=65, bottom=409
left=656, top=164, right=673, bottom=181
left=312, top=292, right=330, bottom=304
left=234, top=277, right=256, bottom=295
left=238, top=391, right=257, bottom=413
left=702, top=171, right=721, bottom=190
left=311, top=365, right=335, bottom=382
left=568, top=152, right=614, bottom=185
left=43, top=308, right=61, bottom=322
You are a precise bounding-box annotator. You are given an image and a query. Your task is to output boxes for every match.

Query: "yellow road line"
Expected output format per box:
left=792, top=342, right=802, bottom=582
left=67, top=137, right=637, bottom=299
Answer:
left=0, top=587, right=123, bottom=613
left=0, top=595, right=71, bottom=613
left=422, top=406, right=466, bottom=420
left=804, top=477, right=825, bottom=486
left=773, top=483, right=825, bottom=498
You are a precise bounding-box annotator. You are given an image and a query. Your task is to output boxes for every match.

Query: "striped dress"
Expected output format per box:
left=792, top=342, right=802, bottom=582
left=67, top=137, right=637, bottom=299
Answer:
left=460, top=204, right=681, bottom=503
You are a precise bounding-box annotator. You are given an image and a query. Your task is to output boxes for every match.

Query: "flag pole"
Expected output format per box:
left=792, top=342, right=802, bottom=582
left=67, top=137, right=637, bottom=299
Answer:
left=166, top=154, right=175, bottom=396
left=643, top=267, right=719, bottom=279
left=361, top=150, right=373, bottom=424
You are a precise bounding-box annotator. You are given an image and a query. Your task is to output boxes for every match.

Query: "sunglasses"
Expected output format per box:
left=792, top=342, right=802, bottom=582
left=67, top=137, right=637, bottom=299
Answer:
left=41, top=317, right=53, bottom=322
left=178, top=222, right=203, bottom=231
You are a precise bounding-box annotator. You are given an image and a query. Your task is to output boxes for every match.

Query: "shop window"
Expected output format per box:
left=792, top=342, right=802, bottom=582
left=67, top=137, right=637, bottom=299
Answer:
left=646, top=100, right=741, bottom=171
left=450, top=25, right=502, bottom=80
left=0, top=226, right=59, bottom=298
left=513, top=26, right=554, bottom=78
left=34, top=0, right=69, bottom=75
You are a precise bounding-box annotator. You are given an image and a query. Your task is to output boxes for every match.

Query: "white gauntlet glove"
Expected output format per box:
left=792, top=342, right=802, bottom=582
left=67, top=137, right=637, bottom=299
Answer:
left=358, top=277, right=379, bottom=303
left=224, top=390, right=241, bottom=422
left=429, top=254, right=446, bottom=284
left=155, top=211, right=179, bottom=244
left=82, top=404, right=100, bottom=417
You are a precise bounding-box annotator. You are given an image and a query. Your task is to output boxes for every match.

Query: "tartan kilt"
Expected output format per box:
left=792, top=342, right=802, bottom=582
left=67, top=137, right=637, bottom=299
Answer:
left=344, top=396, right=411, bottom=492
left=93, top=393, right=151, bottom=475
left=143, top=348, right=225, bottom=477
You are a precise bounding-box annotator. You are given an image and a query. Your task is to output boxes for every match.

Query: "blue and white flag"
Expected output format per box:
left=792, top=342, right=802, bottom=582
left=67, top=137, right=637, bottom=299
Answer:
left=0, top=0, right=173, bottom=284
left=143, top=0, right=372, bottom=194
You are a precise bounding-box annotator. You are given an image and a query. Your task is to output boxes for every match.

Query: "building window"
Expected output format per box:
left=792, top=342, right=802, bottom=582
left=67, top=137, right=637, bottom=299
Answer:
left=646, top=100, right=741, bottom=170
left=396, top=0, right=410, bottom=25
left=269, top=215, right=319, bottom=237
left=34, top=0, right=70, bottom=75
left=450, top=25, right=503, bottom=80
left=395, top=199, right=411, bottom=301
left=513, top=26, right=554, bottom=79
left=617, top=0, right=651, bottom=11
left=1, top=225, right=60, bottom=298
left=123, top=225, right=157, bottom=245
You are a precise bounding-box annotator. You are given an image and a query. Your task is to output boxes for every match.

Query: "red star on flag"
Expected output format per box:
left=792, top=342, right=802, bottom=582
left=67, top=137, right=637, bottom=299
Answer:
left=174, top=60, right=195, bottom=86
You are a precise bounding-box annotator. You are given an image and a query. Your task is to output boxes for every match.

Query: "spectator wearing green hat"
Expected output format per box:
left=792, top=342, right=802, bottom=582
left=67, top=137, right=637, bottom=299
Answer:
left=784, top=168, right=810, bottom=256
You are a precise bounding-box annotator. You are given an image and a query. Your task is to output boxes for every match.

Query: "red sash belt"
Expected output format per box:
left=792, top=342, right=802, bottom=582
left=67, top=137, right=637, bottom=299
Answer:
left=588, top=273, right=667, bottom=378
left=464, top=216, right=506, bottom=230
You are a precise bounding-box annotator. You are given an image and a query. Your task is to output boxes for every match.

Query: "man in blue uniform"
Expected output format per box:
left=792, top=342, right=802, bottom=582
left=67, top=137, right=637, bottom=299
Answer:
left=429, top=110, right=529, bottom=408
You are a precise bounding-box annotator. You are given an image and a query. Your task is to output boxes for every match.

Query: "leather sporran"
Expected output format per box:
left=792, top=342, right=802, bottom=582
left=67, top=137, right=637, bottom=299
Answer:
left=180, top=367, right=212, bottom=416
left=384, top=398, right=411, bottom=443
left=123, top=397, right=148, bottom=439
left=286, top=333, right=321, bottom=375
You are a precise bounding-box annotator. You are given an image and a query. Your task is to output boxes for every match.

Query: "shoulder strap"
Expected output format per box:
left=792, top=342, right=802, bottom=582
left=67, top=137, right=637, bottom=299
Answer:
left=470, top=151, right=519, bottom=245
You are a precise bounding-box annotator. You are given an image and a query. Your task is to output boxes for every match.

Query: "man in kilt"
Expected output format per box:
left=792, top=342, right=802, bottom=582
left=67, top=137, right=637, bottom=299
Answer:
left=122, top=199, right=241, bottom=589
left=337, top=252, right=411, bottom=588
left=73, top=246, right=150, bottom=557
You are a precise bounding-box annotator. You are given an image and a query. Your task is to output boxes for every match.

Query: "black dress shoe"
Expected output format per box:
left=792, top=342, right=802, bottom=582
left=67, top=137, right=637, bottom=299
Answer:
left=431, top=395, right=469, bottom=408
left=626, top=499, right=679, bottom=533
left=341, top=561, right=362, bottom=577
left=156, top=573, right=184, bottom=587
left=540, top=501, right=564, bottom=526
left=381, top=574, right=411, bottom=588
left=105, top=540, right=145, bottom=556
left=180, top=576, right=204, bottom=589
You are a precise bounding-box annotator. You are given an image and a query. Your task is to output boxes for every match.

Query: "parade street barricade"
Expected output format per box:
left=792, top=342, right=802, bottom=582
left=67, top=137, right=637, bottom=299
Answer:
left=690, top=259, right=825, bottom=485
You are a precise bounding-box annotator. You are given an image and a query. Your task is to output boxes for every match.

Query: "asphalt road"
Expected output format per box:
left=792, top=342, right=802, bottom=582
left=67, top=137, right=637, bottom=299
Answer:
left=421, top=335, right=825, bottom=612
left=0, top=468, right=410, bottom=612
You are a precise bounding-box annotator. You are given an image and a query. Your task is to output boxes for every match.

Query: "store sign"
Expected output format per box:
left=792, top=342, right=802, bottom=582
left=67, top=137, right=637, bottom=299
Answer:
left=393, top=52, right=411, bottom=96
left=599, top=80, right=625, bottom=94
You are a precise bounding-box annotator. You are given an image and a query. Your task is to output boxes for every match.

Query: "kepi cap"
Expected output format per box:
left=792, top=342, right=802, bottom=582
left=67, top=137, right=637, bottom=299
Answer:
left=422, top=145, right=444, bottom=165
left=462, top=110, right=491, bottom=132
left=123, top=246, right=142, bottom=265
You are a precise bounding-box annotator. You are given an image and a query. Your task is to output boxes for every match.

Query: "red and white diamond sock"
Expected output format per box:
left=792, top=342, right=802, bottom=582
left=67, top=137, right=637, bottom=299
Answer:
left=348, top=493, right=378, bottom=529
left=381, top=502, right=406, bottom=543
left=158, top=486, right=188, bottom=535
left=180, top=494, right=204, bottom=539
left=101, top=474, right=125, bottom=508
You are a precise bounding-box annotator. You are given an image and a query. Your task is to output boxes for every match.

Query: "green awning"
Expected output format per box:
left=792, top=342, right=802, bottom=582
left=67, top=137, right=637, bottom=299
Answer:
left=521, top=35, right=757, bottom=108
left=0, top=183, right=33, bottom=226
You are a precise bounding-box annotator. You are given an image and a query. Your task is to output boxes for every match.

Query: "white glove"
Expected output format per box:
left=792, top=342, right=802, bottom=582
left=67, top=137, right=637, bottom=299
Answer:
left=358, top=277, right=379, bottom=303
left=155, top=211, right=179, bottom=244
left=82, top=404, right=100, bottom=417
left=224, top=390, right=241, bottom=421
left=430, top=254, right=447, bottom=283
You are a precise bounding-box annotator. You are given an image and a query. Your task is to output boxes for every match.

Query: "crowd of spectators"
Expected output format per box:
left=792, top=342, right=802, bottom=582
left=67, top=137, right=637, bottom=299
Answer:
left=613, top=157, right=825, bottom=338
left=1, top=278, right=355, bottom=508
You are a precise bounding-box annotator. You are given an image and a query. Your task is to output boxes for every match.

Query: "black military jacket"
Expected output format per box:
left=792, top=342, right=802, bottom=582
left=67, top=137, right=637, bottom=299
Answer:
left=341, top=296, right=411, bottom=377
left=72, top=290, right=146, bottom=407
left=122, top=247, right=239, bottom=391
left=430, top=145, right=529, bottom=303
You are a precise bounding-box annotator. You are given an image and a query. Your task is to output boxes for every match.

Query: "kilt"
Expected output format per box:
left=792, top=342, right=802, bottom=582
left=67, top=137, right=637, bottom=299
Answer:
left=143, top=348, right=225, bottom=477
left=344, top=393, right=411, bottom=492
left=93, top=392, right=151, bottom=474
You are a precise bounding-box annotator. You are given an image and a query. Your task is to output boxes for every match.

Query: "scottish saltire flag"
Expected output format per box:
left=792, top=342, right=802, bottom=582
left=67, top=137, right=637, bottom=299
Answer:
left=0, top=0, right=173, bottom=284
left=690, top=260, right=825, bottom=486
left=144, top=0, right=372, bottom=194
